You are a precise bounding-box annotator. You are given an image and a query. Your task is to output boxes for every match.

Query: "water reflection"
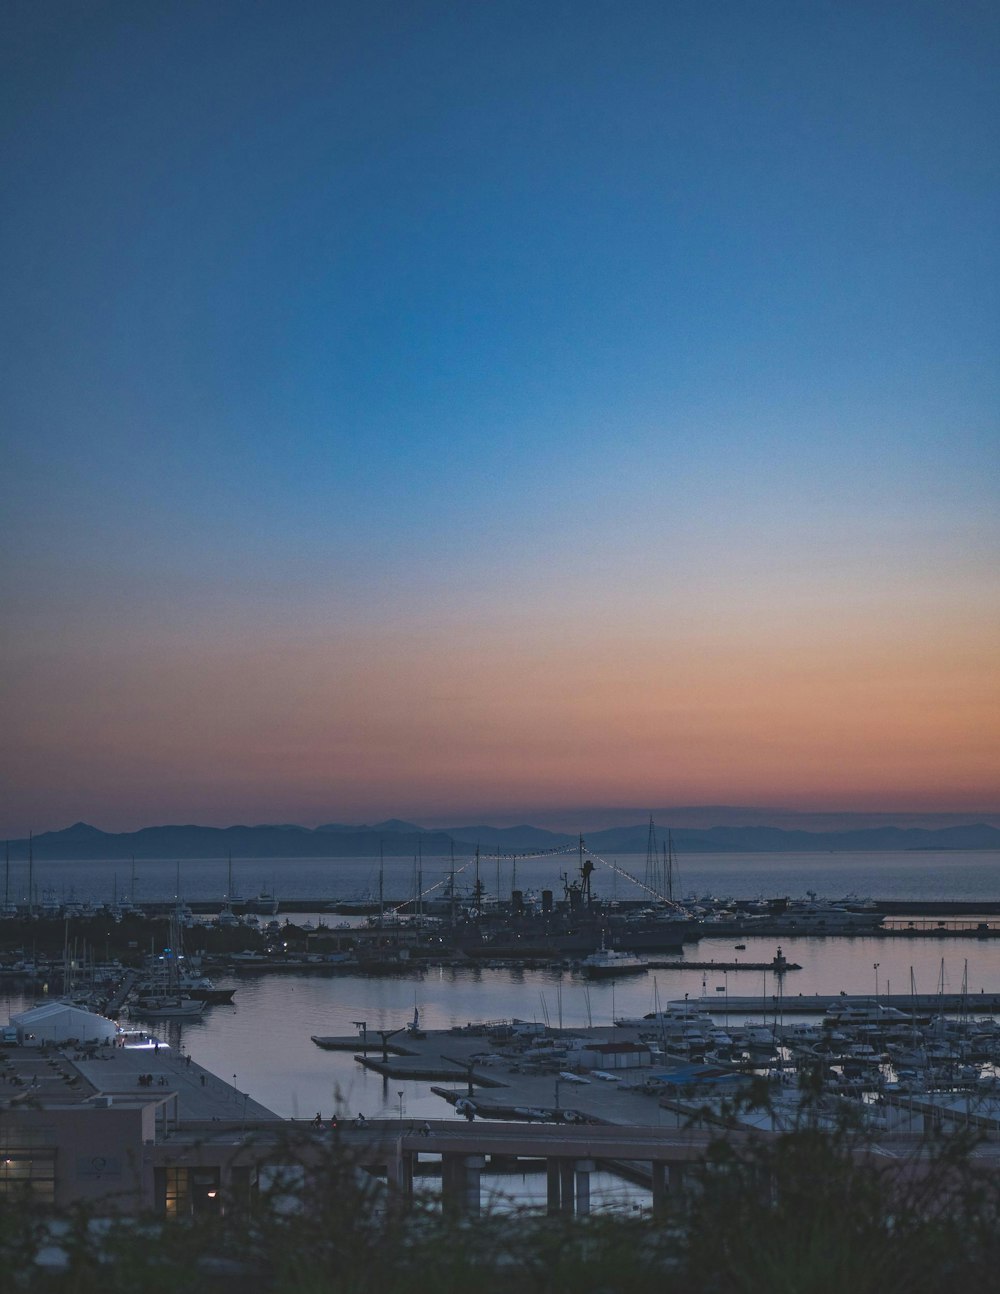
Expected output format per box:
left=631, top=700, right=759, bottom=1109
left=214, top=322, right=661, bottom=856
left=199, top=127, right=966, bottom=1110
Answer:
left=5, top=933, right=1000, bottom=1126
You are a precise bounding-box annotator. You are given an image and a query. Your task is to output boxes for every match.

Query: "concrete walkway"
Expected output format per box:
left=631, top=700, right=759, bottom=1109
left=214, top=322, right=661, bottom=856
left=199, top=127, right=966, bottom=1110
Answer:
left=71, top=1042, right=281, bottom=1121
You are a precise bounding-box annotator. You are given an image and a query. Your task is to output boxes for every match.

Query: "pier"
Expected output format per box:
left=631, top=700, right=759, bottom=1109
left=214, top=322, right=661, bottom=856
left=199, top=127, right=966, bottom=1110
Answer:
left=665, top=991, right=1000, bottom=1014
left=330, top=1119, right=1000, bottom=1218
left=645, top=958, right=801, bottom=971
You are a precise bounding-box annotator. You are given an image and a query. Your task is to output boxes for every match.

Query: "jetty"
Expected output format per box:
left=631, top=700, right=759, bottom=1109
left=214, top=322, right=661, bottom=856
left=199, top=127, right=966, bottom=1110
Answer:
left=645, top=958, right=800, bottom=972
left=667, top=992, right=1000, bottom=1015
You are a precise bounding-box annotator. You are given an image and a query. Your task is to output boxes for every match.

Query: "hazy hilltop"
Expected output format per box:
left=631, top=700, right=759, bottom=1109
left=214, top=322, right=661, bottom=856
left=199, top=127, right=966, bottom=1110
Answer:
left=5, top=814, right=1000, bottom=860
left=6, top=822, right=456, bottom=861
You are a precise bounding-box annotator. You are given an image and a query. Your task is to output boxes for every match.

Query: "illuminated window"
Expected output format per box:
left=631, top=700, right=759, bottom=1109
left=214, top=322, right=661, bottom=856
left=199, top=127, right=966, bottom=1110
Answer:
left=163, top=1166, right=190, bottom=1218
left=0, top=1153, right=56, bottom=1203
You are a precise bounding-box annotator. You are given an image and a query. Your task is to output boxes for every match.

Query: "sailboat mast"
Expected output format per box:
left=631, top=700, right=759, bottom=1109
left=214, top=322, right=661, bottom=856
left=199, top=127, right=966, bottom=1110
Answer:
left=668, top=830, right=680, bottom=901
left=27, top=831, right=33, bottom=917
left=645, top=816, right=659, bottom=896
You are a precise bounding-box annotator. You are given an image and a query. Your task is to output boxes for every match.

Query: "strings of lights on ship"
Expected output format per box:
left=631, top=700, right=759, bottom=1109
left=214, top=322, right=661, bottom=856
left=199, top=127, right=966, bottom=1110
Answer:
left=385, top=842, right=685, bottom=916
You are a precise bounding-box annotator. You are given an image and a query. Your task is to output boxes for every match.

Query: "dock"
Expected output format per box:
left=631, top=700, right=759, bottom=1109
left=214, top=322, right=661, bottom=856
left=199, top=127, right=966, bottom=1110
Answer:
left=310, top=1034, right=416, bottom=1054
left=100, top=970, right=138, bottom=1015
left=646, top=959, right=800, bottom=972
left=665, top=992, right=1000, bottom=1015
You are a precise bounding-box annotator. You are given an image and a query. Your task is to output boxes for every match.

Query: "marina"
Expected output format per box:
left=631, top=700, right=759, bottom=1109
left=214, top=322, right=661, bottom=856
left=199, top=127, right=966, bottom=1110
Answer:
left=7, top=872, right=1000, bottom=1225
left=5, top=848, right=1000, bottom=1137
left=7, top=932, right=1000, bottom=1129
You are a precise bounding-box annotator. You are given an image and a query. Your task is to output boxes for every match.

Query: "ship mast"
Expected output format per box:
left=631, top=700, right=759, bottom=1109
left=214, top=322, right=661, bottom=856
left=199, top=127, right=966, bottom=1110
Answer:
left=644, top=816, right=660, bottom=896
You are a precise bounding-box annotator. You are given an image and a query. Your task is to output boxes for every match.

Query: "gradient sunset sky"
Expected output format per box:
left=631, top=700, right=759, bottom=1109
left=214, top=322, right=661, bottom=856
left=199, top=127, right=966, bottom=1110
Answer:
left=2, top=1, right=998, bottom=836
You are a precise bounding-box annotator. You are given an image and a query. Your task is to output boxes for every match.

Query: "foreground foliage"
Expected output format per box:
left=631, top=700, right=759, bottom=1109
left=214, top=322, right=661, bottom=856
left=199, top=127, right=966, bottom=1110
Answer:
left=5, top=1114, right=1000, bottom=1293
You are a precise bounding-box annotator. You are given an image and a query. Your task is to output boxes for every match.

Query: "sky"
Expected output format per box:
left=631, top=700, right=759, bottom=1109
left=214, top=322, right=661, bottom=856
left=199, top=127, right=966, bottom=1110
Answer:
left=1, top=1, right=998, bottom=836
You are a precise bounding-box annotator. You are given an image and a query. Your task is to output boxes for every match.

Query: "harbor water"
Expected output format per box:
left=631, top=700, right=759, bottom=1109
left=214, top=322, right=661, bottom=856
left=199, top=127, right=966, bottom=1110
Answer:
left=5, top=932, right=1000, bottom=1122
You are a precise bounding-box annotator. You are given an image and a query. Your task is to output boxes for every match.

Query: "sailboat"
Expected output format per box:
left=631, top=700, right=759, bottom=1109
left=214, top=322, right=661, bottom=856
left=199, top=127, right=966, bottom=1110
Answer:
left=132, top=919, right=208, bottom=1018
left=172, top=862, right=195, bottom=925
left=217, top=855, right=241, bottom=928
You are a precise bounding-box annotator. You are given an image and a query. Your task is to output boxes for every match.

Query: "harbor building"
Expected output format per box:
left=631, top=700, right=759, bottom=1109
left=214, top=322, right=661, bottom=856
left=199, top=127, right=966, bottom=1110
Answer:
left=0, top=1027, right=282, bottom=1216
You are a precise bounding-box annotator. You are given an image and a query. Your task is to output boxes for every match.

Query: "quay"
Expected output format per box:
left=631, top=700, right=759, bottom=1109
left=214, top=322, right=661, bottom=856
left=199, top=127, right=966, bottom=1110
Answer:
left=666, top=991, right=1000, bottom=1014
left=137, top=898, right=1000, bottom=919
left=10, top=1005, right=1000, bottom=1223
left=645, top=958, right=801, bottom=971
left=310, top=1034, right=416, bottom=1053
left=876, top=900, right=1000, bottom=916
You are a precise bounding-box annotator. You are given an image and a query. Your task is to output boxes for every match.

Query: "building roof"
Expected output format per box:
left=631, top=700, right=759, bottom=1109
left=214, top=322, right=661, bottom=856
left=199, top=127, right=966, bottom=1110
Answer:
left=13, top=1002, right=112, bottom=1026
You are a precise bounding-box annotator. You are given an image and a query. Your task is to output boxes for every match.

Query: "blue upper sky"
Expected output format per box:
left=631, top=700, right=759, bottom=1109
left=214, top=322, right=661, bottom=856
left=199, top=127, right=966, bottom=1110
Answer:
left=2, top=1, right=997, bottom=833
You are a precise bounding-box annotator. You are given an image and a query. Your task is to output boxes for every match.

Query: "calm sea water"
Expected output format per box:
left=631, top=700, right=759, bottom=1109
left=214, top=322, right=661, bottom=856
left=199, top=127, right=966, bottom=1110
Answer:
left=10, top=849, right=1000, bottom=906
left=5, top=933, right=1000, bottom=1122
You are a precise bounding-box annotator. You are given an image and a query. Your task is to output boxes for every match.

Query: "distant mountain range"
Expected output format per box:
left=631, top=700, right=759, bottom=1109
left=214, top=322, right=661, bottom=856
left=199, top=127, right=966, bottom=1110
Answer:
left=5, top=817, right=1000, bottom=861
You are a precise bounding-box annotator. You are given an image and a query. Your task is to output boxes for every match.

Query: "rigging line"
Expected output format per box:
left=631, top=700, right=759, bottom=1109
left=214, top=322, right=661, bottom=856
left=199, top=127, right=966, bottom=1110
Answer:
left=383, top=853, right=478, bottom=916
left=585, top=848, right=686, bottom=910
left=381, top=842, right=580, bottom=915
left=458, top=843, right=578, bottom=864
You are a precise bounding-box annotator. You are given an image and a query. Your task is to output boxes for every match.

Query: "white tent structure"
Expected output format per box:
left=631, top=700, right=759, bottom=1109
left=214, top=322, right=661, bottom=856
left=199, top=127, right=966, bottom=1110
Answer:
left=11, top=1002, right=117, bottom=1045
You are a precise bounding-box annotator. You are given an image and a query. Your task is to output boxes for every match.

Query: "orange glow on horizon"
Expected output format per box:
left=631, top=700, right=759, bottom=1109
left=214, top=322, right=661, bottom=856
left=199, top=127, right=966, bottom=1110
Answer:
left=4, top=605, right=997, bottom=833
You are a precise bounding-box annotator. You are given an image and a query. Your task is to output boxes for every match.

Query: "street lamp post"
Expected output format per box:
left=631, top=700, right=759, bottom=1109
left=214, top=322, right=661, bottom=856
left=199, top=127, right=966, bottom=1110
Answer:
left=874, top=963, right=880, bottom=1009
left=397, top=1090, right=404, bottom=1121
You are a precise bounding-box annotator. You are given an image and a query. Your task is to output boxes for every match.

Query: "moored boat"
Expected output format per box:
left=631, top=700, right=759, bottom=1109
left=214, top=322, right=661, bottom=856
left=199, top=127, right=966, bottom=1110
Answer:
left=131, top=995, right=206, bottom=1019
left=579, top=947, right=649, bottom=978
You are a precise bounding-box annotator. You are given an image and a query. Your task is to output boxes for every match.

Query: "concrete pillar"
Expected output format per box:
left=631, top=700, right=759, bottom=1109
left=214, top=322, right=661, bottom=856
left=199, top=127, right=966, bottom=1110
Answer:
left=462, top=1154, right=485, bottom=1217
left=441, top=1154, right=459, bottom=1216
left=574, top=1159, right=595, bottom=1217
left=559, top=1160, right=575, bottom=1215
left=651, top=1161, right=687, bottom=1214
left=442, top=1153, right=485, bottom=1218
left=650, top=1162, right=668, bottom=1217
left=384, top=1138, right=419, bottom=1212
left=546, top=1158, right=561, bottom=1215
